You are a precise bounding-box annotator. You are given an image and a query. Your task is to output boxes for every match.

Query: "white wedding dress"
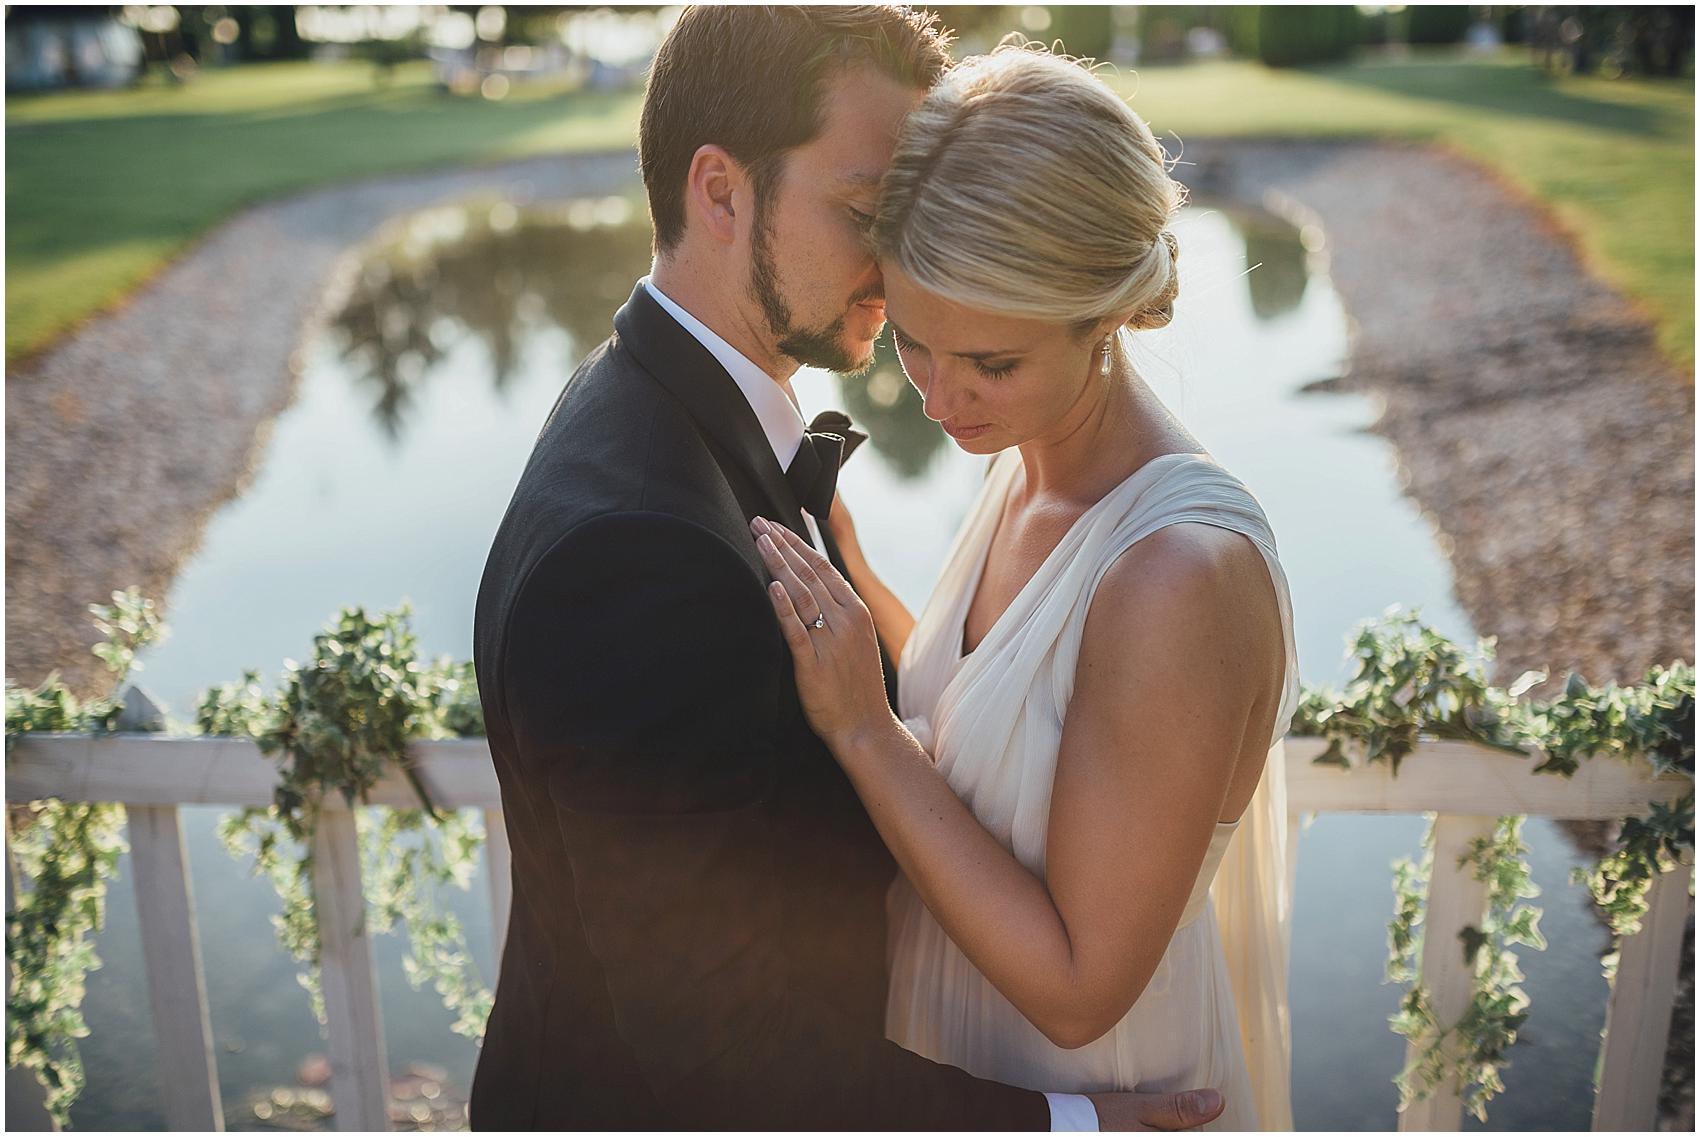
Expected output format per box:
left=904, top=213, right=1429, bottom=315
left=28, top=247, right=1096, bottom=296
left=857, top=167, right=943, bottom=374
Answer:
left=885, top=448, right=1302, bottom=1131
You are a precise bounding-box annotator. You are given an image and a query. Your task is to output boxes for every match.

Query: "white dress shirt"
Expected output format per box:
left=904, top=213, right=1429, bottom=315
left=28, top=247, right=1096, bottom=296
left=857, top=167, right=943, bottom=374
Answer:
left=639, top=276, right=1098, bottom=1134
left=641, top=276, right=829, bottom=557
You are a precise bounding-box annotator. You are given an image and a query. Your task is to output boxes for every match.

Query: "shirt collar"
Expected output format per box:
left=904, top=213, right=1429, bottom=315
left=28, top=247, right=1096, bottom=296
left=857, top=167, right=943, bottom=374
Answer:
left=641, top=276, right=806, bottom=471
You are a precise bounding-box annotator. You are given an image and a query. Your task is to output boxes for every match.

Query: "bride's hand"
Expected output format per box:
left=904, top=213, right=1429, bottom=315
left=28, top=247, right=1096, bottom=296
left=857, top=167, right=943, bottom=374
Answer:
left=752, top=517, right=895, bottom=749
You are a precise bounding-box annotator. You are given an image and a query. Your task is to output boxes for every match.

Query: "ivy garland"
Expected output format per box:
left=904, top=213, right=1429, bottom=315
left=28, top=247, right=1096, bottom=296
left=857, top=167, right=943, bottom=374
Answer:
left=1385, top=815, right=1548, bottom=1121
left=5, top=589, right=163, bottom=1128
left=1293, top=607, right=1694, bottom=1120
left=359, top=806, right=494, bottom=1042
left=5, top=599, right=1692, bottom=1128
left=5, top=799, right=128, bottom=1129
left=197, top=604, right=491, bottom=1033
left=4, top=596, right=489, bottom=1128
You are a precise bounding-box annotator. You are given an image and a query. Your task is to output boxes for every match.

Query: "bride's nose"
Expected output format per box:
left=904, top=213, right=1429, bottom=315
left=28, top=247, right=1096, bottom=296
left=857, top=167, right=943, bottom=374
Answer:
left=920, top=363, right=966, bottom=423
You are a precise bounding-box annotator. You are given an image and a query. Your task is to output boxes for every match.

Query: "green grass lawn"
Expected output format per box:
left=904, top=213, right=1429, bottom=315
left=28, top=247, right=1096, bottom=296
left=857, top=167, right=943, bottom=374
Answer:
left=6, top=50, right=1693, bottom=371
left=6, top=60, right=642, bottom=361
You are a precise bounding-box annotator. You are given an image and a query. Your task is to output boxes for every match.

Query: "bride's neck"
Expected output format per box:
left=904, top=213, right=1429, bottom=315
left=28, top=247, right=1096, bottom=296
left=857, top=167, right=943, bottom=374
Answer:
left=1015, top=366, right=1161, bottom=507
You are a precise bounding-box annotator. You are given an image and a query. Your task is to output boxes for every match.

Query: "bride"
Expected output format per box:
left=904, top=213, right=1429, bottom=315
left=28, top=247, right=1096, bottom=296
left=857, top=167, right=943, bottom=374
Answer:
left=752, top=45, right=1301, bottom=1132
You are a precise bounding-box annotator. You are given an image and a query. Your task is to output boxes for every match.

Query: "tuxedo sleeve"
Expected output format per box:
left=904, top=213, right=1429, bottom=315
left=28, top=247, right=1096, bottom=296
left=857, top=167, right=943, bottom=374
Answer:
left=503, top=510, right=1049, bottom=1130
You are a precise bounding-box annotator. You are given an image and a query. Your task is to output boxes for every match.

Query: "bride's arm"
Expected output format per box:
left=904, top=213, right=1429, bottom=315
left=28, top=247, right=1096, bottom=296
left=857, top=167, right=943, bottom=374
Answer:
left=755, top=516, right=1279, bottom=1050
left=823, top=492, right=917, bottom=663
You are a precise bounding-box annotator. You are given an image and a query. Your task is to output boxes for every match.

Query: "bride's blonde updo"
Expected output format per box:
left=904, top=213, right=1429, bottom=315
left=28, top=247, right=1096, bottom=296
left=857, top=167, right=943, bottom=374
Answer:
left=872, top=41, right=1185, bottom=334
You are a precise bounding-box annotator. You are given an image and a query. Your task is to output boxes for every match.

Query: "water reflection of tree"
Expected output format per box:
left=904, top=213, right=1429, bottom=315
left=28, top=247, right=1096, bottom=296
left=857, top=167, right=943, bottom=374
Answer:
left=330, top=201, right=653, bottom=442
left=1237, top=214, right=1310, bottom=322
left=331, top=201, right=948, bottom=479
left=834, top=333, right=946, bottom=481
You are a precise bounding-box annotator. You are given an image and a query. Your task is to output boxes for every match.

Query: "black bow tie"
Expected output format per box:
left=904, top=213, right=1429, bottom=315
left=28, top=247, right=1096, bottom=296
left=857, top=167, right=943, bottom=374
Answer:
left=785, top=410, right=868, bottom=518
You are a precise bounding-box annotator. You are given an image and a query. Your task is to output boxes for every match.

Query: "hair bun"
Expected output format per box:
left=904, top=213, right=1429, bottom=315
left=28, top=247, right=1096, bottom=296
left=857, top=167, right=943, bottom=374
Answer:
left=1128, top=229, right=1180, bottom=331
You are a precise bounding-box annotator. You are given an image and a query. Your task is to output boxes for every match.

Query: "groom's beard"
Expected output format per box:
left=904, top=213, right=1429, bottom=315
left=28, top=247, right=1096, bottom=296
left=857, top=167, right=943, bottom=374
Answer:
left=749, top=207, right=879, bottom=377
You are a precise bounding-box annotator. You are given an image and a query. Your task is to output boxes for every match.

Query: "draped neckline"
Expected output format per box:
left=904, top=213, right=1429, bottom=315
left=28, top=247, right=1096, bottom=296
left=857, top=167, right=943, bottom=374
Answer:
left=942, top=447, right=1247, bottom=830
left=952, top=449, right=1218, bottom=665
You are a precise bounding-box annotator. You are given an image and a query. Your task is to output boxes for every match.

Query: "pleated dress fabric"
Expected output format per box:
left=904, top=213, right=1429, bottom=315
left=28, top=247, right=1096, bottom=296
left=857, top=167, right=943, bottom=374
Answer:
left=885, top=449, right=1301, bottom=1131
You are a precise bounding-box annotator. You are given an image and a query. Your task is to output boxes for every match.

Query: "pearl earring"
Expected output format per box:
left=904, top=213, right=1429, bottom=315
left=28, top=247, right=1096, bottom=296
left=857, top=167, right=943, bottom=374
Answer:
left=1100, top=334, right=1113, bottom=377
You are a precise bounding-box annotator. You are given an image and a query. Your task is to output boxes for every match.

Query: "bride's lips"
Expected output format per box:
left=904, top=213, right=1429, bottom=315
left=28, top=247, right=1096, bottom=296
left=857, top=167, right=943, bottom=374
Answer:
left=943, top=420, right=991, bottom=441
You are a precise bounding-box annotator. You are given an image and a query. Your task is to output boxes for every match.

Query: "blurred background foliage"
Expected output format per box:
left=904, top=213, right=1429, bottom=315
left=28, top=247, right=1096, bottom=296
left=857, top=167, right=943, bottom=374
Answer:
left=5, top=5, right=1694, bottom=368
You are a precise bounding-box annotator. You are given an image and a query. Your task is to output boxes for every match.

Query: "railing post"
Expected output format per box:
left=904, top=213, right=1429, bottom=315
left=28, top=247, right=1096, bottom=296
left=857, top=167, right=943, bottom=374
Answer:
left=126, top=803, right=224, bottom=1130
left=1592, top=859, right=1694, bottom=1130
left=1397, top=813, right=1499, bottom=1132
left=311, top=807, right=391, bottom=1131
left=483, top=809, right=512, bottom=972
left=110, top=685, right=226, bottom=1129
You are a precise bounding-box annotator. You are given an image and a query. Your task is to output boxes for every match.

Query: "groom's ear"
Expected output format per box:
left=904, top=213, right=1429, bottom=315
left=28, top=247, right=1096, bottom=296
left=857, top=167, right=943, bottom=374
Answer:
left=683, top=144, right=746, bottom=248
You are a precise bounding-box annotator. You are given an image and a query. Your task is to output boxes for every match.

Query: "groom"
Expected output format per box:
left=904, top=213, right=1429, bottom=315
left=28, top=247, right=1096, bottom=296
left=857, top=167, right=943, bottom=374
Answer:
left=470, top=6, right=1224, bottom=1130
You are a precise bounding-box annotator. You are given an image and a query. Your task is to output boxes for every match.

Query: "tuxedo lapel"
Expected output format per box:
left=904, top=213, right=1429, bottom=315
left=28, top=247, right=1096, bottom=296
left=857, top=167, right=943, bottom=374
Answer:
left=815, top=512, right=851, bottom=582
left=610, top=283, right=892, bottom=697
left=612, top=283, right=808, bottom=536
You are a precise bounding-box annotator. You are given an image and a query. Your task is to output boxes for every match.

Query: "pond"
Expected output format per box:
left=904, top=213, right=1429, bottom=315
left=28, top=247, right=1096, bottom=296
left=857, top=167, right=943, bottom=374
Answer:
left=40, top=197, right=1612, bottom=1131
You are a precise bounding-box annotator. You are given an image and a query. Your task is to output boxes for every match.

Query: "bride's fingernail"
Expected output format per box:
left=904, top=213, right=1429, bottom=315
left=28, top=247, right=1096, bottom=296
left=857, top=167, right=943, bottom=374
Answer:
left=751, top=516, right=768, bottom=534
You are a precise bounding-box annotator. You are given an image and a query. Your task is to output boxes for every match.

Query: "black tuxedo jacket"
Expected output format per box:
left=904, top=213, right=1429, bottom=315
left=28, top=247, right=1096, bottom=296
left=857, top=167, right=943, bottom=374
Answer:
left=468, top=283, right=1048, bottom=1129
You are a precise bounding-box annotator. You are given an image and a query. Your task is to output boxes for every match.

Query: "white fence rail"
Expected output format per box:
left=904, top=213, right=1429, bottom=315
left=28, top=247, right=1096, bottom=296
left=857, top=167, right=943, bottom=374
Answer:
left=4, top=727, right=1691, bottom=1131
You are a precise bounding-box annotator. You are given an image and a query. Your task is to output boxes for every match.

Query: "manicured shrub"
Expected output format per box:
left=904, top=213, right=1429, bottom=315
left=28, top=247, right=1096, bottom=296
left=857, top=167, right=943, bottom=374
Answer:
left=1407, top=5, right=1474, bottom=45
left=1256, top=5, right=1362, bottom=68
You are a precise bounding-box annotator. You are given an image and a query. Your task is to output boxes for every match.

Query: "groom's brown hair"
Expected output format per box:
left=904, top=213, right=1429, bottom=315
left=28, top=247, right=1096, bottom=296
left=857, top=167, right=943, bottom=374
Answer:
left=640, top=4, right=953, bottom=254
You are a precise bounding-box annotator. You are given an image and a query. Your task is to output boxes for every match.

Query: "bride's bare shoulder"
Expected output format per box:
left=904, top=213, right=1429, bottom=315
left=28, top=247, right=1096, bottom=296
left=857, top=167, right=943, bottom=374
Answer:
left=1103, top=521, right=1268, bottom=600
left=1085, top=521, right=1283, bottom=690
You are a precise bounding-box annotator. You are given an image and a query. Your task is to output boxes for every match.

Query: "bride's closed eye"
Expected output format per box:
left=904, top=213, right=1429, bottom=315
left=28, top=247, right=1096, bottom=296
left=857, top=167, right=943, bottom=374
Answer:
left=891, top=327, right=1017, bottom=380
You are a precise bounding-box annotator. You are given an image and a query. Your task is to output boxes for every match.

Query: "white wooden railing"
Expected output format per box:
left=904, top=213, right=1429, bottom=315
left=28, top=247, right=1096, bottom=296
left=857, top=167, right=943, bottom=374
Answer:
left=4, top=701, right=1691, bottom=1132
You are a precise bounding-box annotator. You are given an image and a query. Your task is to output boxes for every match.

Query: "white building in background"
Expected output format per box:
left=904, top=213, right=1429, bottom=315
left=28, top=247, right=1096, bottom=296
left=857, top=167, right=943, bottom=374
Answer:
left=6, top=10, right=144, bottom=92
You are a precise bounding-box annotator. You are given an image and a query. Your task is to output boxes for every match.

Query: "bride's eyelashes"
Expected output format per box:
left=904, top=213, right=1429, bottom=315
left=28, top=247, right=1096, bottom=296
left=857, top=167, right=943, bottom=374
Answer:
left=891, top=328, right=1018, bottom=381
